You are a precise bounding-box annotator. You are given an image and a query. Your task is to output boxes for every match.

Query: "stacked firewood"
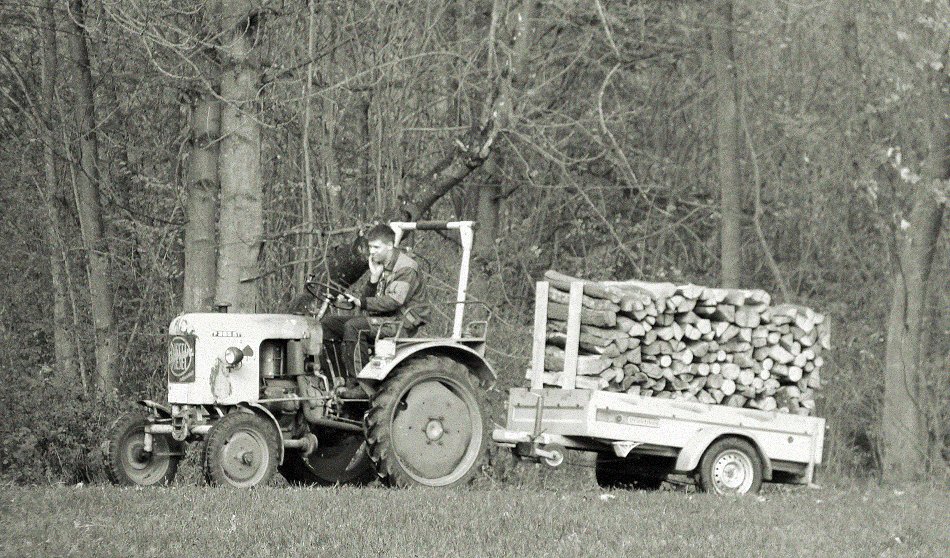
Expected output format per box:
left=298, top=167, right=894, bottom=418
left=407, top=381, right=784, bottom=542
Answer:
left=533, top=270, right=829, bottom=416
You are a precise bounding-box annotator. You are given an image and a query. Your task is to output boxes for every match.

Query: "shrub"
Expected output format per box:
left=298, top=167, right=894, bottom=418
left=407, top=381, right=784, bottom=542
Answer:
left=0, top=365, right=134, bottom=484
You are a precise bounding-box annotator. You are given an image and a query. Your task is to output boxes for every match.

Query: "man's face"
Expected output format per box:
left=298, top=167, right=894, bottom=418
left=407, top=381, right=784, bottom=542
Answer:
left=367, top=239, right=394, bottom=264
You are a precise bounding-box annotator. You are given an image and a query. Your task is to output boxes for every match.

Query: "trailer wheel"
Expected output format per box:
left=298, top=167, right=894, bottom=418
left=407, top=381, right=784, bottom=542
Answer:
left=203, top=412, right=280, bottom=488
left=366, top=356, right=488, bottom=488
left=697, top=437, right=763, bottom=495
left=106, top=415, right=182, bottom=486
left=594, top=453, right=665, bottom=490
left=541, top=444, right=566, bottom=468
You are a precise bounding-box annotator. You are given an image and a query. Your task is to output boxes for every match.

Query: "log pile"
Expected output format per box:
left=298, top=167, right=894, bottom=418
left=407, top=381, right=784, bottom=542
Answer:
left=531, top=270, right=830, bottom=415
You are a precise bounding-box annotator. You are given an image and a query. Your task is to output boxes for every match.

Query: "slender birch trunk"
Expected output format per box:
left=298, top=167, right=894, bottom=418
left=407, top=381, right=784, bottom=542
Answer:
left=711, top=0, right=742, bottom=288
left=475, top=0, right=537, bottom=257
left=66, top=0, right=117, bottom=392
left=39, top=0, right=81, bottom=386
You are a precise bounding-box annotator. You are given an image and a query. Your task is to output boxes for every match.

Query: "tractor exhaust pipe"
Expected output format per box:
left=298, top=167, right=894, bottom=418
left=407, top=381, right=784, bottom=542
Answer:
left=284, top=433, right=318, bottom=455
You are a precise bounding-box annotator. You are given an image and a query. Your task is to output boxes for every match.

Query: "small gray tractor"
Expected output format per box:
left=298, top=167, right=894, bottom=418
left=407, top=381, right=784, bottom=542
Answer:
left=106, top=221, right=495, bottom=488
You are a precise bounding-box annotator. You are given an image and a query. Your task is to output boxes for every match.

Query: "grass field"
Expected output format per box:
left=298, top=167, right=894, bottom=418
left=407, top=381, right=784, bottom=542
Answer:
left=1, top=482, right=947, bottom=557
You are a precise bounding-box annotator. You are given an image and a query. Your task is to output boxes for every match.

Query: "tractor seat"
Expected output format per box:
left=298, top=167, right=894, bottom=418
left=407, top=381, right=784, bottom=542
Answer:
left=387, top=322, right=422, bottom=340
left=372, top=318, right=421, bottom=341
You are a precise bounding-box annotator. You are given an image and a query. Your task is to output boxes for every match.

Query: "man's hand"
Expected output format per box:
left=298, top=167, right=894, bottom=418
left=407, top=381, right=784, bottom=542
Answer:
left=368, top=257, right=384, bottom=282
left=336, top=293, right=361, bottom=309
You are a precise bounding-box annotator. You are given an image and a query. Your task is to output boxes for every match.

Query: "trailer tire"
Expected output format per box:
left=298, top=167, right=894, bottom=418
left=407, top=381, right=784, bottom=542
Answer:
left=697, top=437, right=763, bottom=495
left=594, top=453, right=665, bottom=490
left=366, top=356, right=488, bottom=488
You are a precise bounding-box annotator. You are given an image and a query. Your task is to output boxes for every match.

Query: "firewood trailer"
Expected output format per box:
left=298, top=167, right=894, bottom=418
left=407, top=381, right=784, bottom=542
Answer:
left=492, top=281, right=826, bottom=494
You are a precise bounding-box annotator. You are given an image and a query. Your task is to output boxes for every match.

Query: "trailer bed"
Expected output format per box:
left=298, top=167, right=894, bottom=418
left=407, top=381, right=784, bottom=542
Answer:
left=493, top=386, right=825, bottom=481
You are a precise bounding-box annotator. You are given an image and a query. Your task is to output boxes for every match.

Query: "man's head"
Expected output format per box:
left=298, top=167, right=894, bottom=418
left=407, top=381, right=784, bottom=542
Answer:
left=366, top=224, right=396, bottom=264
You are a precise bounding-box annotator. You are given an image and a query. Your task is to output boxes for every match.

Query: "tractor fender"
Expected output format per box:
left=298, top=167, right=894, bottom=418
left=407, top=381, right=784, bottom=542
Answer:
left=235, top=403, right=286, bottom=465
left=357, top=341, right=497, bottom=388
left=674, top=427, right=773, bottom=481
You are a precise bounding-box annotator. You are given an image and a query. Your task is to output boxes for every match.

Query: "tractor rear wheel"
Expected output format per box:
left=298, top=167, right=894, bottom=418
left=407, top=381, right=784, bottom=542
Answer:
left=203, top=412, right=280, bottom=488
left=365, top=356, right=488, bottom=488
left=594, top=453, right=667, bottom=490
left=106, top=414, right=182, bottom=486
left=278, top=430, right=376, bottom=486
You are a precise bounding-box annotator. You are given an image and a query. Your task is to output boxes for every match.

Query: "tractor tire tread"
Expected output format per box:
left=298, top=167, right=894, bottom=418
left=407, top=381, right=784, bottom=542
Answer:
left=106, top=414, right=181, bottom=486
left=203, top=411, right=280, bottom=488
left=365, top=355, right=488, bottom=488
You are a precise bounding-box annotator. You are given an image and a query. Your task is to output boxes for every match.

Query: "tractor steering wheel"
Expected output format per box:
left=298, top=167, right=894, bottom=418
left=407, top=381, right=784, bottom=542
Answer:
left=304, top=277, right=356, bottom=310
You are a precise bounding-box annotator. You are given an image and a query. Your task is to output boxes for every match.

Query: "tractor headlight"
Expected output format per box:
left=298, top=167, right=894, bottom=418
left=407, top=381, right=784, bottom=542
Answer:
left=224, top=347, right=244, bottom=366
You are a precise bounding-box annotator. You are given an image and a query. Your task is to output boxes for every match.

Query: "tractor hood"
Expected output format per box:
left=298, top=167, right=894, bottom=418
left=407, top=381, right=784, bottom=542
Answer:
left=169, top=313, right=314, bottom=340
left=166, top=313, right=316, bottom=406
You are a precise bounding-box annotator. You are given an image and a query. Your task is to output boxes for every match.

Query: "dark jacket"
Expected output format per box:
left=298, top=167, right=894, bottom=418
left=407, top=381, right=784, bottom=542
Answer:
left=360, top=249, right=428, bottom=328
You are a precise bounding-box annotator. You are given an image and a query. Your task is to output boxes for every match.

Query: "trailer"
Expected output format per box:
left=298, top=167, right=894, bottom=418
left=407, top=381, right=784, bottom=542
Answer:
left=492, top=281, right=826, bottom=494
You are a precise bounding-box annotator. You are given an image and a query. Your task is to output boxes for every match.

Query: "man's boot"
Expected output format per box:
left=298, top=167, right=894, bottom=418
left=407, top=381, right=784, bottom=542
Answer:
left=335, top=340, right=367, bottom=399
left=336, top=379, right=366, bottom=399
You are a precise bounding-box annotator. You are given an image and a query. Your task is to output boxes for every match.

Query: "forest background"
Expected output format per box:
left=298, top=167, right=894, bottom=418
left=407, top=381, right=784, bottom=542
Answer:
left=0, top=0, right=946, bottom=485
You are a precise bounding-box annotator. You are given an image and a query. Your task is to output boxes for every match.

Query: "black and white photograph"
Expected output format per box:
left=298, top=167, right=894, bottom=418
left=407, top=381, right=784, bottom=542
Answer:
left=0, top=0, right=947, bottom=556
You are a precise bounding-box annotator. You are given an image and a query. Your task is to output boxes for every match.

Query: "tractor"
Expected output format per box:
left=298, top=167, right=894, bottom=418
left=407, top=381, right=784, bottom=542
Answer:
left=105, top=221, right=495, bottom=488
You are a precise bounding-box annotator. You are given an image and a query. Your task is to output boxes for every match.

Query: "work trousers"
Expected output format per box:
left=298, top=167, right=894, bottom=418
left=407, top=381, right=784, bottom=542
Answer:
left=321, top=315, right=373, bottom=378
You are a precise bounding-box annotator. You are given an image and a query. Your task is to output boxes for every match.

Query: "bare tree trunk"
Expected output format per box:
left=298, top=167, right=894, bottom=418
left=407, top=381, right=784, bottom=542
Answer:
left=883, top=189, right=944, bottom=481
left=184, top=94, right=220, bottom=312
left=39, top=0, right=81, bottom=386
left=474, top=184, right=501, bottom=256
left=215, top=1, right=262, bottom=313
left=67, top=0, right=117, bottom=392
left=837, top=0, right=861, bottom=77
left=440, top=0, right=461, bottom=127
left=319, top=102, right=342, bottom=224
left=711, top=0, right=742, bottom=288
left=883, top=58, right=948, bottom=482
left=357, top=93, right=373, bottom=221
left=836, top=0, right=883, bottom=172
left=60, top=122, right=90, bottom=388
left=318, top=0, right=535, bottom=289
left=475, top=163, right=501, bottom=258
left=400, top=0, right=533, bottom=222
left=296, top=0, right=317, bottom=292
left=474, top=0, right=537, bottom=257
left=317, top=6, right=342, bottom=225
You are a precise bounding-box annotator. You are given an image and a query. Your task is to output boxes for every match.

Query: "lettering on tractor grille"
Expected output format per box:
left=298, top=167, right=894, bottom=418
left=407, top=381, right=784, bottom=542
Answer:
left=168, top=335, right=196, bottom=383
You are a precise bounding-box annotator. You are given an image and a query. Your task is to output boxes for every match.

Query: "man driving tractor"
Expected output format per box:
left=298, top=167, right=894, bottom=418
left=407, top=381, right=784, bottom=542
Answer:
left=321, top=224, right=428, bottom=392
left=108, top=220, right=490, bottom=490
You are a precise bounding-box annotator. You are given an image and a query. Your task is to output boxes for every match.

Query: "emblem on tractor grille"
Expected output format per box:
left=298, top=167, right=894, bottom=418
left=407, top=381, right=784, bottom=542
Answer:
left=168, top=335, right=196, bottom=383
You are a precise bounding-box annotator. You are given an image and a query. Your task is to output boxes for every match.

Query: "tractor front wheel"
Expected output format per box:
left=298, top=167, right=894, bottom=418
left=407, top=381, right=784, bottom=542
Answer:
left=366, top=356, right=488, bottom=488
left=106, top=414, right=182, bottom=486
left=203, top=412, right=280, bottom=488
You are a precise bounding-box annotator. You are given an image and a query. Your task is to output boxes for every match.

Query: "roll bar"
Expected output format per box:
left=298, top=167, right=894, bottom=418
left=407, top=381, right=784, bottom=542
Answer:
left=389, top=221, right=475, bottom=339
